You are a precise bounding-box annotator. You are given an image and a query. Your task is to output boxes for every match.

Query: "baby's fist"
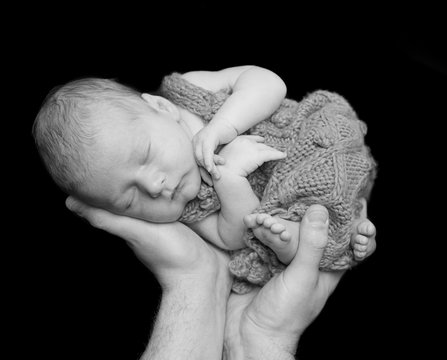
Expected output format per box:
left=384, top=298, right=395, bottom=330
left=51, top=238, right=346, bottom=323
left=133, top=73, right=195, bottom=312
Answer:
left=192, top=127, right=223, bottom=179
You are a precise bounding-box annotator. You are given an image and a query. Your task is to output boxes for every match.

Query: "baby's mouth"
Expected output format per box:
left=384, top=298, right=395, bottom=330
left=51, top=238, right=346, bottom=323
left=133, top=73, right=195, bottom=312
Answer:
left=171, top=178, right=183, bottom=200
left=168, top=184, right=178, bottom=200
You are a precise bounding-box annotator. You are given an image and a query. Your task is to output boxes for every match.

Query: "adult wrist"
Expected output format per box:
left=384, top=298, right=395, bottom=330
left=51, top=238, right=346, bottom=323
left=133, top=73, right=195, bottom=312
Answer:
left=240, top=314, right=301, bottom=359
left=152, top=275, right=231, bottom=360
left=224, top=323, right=297, bottom=360
left=241, top=335, right=297, bottom=360
left=161, top=265, right=231, bottom=301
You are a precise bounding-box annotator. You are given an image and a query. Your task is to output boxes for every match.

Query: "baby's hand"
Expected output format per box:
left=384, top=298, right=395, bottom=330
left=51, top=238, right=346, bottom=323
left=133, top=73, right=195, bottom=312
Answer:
left=192, top=122, right=238, bottom=180
left=218, top=135, right=287, bottom=177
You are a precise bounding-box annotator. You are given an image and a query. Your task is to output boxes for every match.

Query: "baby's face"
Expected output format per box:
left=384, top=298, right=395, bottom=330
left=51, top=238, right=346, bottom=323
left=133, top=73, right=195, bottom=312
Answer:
left=80, top=106, right=201, bottom=223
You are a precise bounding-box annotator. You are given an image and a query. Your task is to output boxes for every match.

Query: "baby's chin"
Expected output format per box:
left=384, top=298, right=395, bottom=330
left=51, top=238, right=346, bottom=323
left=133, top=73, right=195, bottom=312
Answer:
left=141, top=208, right=184, bottom=223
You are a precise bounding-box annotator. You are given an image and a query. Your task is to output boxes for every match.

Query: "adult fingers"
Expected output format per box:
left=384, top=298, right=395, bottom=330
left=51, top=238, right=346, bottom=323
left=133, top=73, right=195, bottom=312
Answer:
left=65, top=197, right=211, bottom=277
left=283, top=205, right=329, bottom=287
left=65, top=196, right=166, bottom=248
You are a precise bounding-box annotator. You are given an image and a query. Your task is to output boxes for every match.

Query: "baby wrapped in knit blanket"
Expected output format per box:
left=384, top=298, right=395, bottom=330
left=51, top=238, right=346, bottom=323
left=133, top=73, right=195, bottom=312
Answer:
left=161, top=73, right=377, bottom=294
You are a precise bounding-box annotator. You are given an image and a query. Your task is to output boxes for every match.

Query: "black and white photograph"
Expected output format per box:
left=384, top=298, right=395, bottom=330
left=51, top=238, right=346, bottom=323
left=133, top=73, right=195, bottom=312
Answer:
left=12, top=5, right=445, bottom=359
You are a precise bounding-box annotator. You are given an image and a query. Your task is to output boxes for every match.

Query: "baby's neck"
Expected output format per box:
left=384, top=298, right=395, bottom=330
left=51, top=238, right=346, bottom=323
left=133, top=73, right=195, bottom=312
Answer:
left=177, top=107, right=205, bottom=140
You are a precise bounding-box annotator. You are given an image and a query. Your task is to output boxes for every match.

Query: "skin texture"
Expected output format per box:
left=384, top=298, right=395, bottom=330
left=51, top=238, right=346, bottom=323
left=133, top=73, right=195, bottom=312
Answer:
left=224, top=206, right=344, bottom=359
left=69, top=66, right=375, bottom=257
left=183, top=66, right=287, bottom=179
left=75, top=66, right=287, bottom=225
left=66, top=197, right=346, bottom=360
left=78, top=97, right=202, bottom=223
left=66, top=196, right=232, bottom=360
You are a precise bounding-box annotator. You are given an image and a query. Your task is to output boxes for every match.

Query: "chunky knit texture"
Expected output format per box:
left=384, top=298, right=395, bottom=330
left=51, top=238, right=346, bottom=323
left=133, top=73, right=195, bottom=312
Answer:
left=160, top=73, right=377, bottom=294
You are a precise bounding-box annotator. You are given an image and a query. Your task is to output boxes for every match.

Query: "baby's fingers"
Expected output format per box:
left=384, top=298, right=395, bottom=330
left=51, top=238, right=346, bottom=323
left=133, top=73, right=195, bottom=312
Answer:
left=200, top=141, right=216, bottom=171
left=257, top=142, right=285, bottom=154
left=247, top=135, right=265, bottom=142
left=209, top=163, right=221, bottom=180
left=214, top=154, right=225, bottom=165
left=260, top=147, right=287, bottom=162
left=209, top=155, right=225, bottom=179
left=203, top=149, right=224, bottom=180
left=194, top=143, right=206, bottom=168
left=199, top=167, right=213, bottom=186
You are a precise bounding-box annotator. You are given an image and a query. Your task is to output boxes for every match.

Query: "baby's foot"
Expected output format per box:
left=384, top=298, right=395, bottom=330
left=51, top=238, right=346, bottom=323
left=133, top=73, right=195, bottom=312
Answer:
left=244, top=213, right=299, bottom=265
left=351, top=219, right=376, bottom=261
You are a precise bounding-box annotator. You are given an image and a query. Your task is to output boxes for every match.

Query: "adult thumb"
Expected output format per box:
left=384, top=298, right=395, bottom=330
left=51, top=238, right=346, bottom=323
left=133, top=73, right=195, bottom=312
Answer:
left=284, top=205, right=329, bottom=284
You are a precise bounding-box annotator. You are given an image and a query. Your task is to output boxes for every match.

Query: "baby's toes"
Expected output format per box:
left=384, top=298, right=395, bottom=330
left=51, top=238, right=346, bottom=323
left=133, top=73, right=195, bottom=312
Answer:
left=279, top=231, right=292, bottom=243
left=354, top=242, right=368, bottom=253
left=354, top=234, right=369, bottom=246
left=243, top=214, right=260, bottom=228
left=262, top=215, right=277, bottom=229
left=357, top=220, right=376, bottom=237
left=354, top=249, right=367, bottom=260
left=353, top=235, right=369, bottom=260
left=256, top=213, right=271, bottom=225
left=270, top=222, right=286, bottom=234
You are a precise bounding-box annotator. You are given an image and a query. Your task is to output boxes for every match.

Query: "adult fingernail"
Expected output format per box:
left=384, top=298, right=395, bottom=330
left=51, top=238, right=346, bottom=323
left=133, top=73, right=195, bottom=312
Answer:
left=66, top=198, right=74, bottom=210
left=65, top=197, right=79, bottom=212
left=308, top=209, right=328, bottom=224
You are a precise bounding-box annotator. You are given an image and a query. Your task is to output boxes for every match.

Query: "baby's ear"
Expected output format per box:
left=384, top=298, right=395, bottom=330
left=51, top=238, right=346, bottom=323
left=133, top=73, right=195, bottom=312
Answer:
left=141, top=93, right=177, bottom=115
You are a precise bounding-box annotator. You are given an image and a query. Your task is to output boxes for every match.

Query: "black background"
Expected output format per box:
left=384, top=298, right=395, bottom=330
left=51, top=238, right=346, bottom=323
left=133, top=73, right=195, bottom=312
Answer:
left=12, top=5, right=445, bottom=359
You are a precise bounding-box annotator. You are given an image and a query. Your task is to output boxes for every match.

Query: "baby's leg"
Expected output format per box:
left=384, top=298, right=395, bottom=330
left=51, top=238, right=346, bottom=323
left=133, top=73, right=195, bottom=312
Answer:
left=351, top=198, right=377, bottom=261
left=243, top=214, right=300, bottom=265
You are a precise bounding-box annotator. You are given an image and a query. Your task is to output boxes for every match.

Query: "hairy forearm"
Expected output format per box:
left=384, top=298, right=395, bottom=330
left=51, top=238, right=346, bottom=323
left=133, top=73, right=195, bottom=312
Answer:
left=214, top=168, right=260, bottom=246
left=224, top=334, right=296, bottom=360
left=227, top=325, right=298, bottom=360
left=242, top=345, right=296, bottom=360
left=141, top=278, right=230, bottom=360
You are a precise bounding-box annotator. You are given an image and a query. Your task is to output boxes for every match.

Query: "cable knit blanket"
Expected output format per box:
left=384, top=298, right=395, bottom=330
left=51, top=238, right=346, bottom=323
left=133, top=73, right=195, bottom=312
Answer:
left=160, top=73, right=377, bottom=294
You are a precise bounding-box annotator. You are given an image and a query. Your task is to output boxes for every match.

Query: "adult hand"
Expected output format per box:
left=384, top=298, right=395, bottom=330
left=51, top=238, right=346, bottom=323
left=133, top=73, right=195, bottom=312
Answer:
left=65, top=196, right=233, bottom=360
left=65, top=196, right=231, bottom=292
left=224, top=205, right=345, bottom=360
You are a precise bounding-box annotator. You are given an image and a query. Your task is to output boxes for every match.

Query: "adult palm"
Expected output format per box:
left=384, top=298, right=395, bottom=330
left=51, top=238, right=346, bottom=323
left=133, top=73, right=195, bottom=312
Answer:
left=224, top=205, right=344, bottom=359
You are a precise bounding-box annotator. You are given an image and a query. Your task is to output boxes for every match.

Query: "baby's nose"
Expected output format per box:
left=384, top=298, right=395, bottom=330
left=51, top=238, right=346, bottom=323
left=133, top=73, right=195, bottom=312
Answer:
left=144, top=173, right=166, bottom=198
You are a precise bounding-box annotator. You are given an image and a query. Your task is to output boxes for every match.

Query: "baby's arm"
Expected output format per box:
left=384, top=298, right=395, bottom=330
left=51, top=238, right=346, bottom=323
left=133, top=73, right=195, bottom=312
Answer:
left=188, top=174, right=260, bottom=250
left=182, top=66, right=287, bottom=179
left=190, top=135, right=287, bottom=250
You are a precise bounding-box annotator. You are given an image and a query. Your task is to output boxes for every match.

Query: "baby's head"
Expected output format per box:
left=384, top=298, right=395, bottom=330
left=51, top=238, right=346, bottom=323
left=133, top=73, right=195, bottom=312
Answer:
left=33, top=78, right=201, bottom=223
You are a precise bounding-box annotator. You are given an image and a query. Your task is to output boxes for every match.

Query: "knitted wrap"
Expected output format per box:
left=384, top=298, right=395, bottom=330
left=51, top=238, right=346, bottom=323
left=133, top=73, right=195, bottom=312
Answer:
left=160, top=73, right=377, bottom=294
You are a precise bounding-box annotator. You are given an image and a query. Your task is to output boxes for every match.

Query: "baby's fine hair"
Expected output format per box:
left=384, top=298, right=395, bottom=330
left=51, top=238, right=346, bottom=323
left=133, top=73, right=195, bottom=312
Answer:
left=32, top=78, right=145, bottom=195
